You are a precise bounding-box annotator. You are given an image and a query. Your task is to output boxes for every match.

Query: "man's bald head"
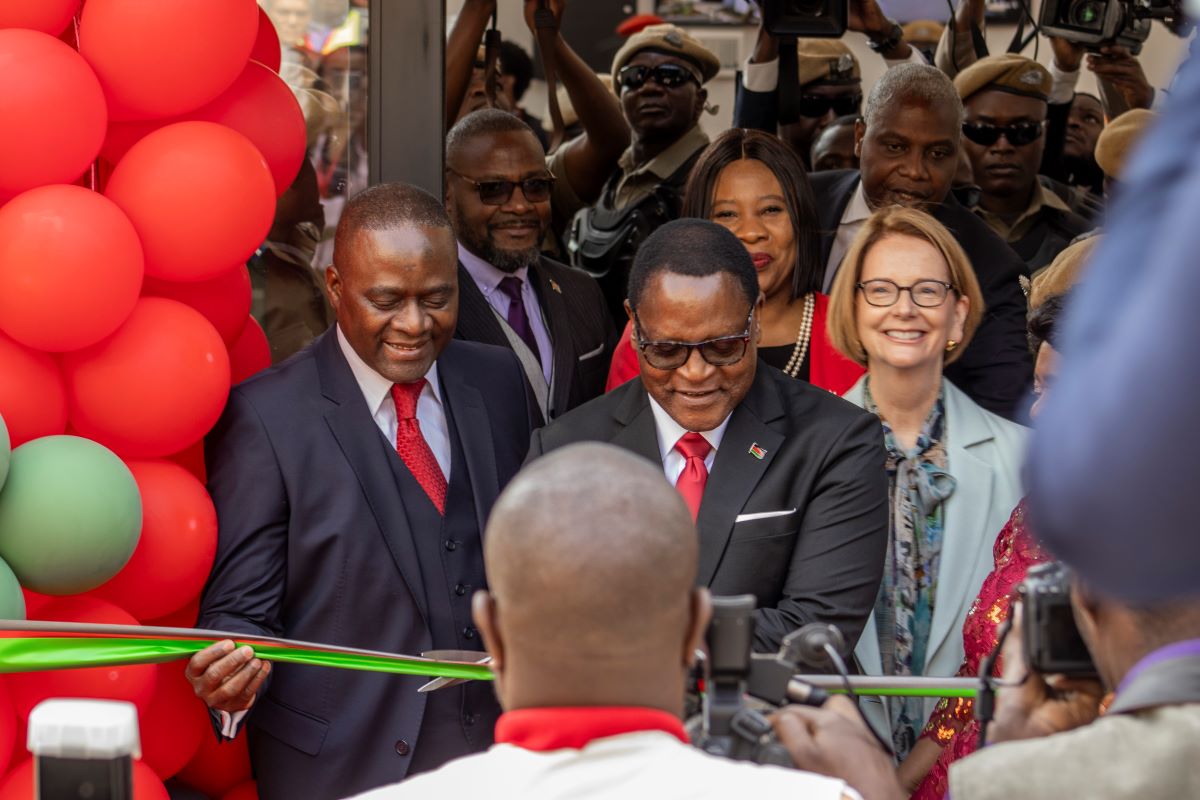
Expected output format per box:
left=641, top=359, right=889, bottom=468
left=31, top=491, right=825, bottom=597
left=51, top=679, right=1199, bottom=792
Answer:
left=332, top=183, right=454, bottom=274
left=477, top=443, right=709, bottom=711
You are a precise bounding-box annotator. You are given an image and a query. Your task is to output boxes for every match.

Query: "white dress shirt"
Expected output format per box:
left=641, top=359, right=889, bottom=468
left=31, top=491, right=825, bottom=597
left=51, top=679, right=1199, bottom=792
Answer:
left=822, top=180, right=874, bottom=293
left=336, top=325, right=451, bottom=480
left=458, top=242, right=554, bottom=386
left=648, top=397, right=731, bottom=485
left=217, top=325, right=455, bottom=738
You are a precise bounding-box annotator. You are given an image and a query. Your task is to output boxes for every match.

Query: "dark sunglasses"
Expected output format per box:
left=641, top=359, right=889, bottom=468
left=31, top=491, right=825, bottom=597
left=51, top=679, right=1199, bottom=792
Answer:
left=447, top=168, right=555, bottom=206
left=961, top=120, right=1045, bottom=147
left=798, top=93, right=862, bottom=119
left=632, top=309, right=754, bottom=370
left=617, top=63, right=698, bottom=92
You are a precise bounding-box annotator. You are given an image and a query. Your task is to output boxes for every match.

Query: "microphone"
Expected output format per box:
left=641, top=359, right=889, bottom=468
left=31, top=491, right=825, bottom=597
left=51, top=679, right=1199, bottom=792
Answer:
left=782, top=623, right=847, bottom=670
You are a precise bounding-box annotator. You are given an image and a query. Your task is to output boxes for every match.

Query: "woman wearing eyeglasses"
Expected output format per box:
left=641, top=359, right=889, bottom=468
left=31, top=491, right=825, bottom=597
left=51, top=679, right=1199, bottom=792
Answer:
left=826, top=205, right=1028, bottom=764
left=605, top=128, right=864, bottom=394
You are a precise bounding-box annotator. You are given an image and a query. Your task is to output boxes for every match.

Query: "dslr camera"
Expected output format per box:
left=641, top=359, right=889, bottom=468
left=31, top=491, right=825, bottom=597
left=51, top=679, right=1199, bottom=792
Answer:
left=689, top=595, right=845, bottom=766
left=1019, top=562, right=1098, bottom=678
left=760, top=0, right=848, bottom=38
left=1038, top=0, right=1190, bottom=54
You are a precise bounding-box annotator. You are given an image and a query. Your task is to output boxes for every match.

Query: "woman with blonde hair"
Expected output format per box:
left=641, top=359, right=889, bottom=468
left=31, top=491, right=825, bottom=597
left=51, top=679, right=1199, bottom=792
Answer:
left=827, top=206, right=1028, bottom=762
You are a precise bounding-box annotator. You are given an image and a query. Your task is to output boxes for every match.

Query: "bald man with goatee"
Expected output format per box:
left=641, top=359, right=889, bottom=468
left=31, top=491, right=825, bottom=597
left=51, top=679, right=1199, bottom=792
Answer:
left=350, top=443, right=899, bottom=799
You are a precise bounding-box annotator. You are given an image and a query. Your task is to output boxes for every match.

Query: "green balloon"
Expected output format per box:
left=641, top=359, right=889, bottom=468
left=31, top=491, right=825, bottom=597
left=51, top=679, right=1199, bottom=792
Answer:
left=0, top=435, right=141, bottom=594
left=0, top=414, right=9, bottom=494
left=0, top=556, right=24, bottom=620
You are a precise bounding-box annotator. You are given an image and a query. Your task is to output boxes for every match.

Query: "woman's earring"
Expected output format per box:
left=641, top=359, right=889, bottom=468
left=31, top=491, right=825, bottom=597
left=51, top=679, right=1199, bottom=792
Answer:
left=945, top=340, right=959, bottom=352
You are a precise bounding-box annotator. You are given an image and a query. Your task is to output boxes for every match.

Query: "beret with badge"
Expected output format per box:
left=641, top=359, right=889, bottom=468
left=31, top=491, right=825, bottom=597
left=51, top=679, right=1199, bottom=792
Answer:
left=611, top=23, right=722, bottom=85
left=954, top=53, right=1052, bottom=102
left=795, top=39, right=861, bottom=88
left=902, top=20, right=945, bottom=45
left=1095, top=108, right=1156, bottom=179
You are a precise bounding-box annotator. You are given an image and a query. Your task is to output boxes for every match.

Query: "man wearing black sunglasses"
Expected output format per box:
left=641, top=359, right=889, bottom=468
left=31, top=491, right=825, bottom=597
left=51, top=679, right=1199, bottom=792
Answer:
left=446, top=109, right=615, bottom=422
left=568, top=24, right=721, bottom=322
left=955, top=55, right=1092, bottom=273
left=530, top=219, right=888, bottom=655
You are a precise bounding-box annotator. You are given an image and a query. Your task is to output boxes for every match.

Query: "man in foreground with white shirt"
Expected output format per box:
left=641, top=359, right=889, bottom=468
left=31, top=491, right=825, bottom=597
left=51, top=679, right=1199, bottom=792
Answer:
left=351, top=442, right=900, bottom=800
left=527, top=219, right=888, bottom=654
left=187, top=183, right=537, bottom=799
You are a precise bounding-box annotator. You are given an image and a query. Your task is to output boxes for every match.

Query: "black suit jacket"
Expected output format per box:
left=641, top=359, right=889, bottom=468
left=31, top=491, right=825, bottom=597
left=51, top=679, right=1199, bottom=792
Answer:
left=528, top=364, right=888, bottom=654
left=810, top=170, right=1033, bottom=420
left=198, top=330, right=536, bottom=800
left=454, top=255, right=616, bottom=419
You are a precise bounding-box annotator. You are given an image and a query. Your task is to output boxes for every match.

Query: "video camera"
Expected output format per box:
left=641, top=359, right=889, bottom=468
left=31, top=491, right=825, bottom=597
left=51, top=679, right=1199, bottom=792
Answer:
left=760, top=0, right=849, bottom=38
left=1019, top=562, right=1098, bottom=678
left=1038, top=0, right=1191, bottom=54
left=690, top=595, right=849, bottom=766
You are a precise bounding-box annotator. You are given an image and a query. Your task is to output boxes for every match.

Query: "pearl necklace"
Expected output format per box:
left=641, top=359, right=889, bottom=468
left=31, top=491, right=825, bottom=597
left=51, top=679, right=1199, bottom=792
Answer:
left=783, top=293, right=815, bottom=379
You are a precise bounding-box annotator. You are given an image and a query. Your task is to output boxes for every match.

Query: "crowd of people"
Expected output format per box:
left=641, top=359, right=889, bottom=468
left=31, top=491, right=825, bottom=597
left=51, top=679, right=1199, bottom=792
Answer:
left=188, top=1, right=1198, bottom=798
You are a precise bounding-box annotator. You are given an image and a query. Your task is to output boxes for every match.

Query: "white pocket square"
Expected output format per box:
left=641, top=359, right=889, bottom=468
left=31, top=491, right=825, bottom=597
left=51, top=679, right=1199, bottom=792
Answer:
left=577, top=343, right=605, bottom=361
left=735, top=509, right=797, bottom=523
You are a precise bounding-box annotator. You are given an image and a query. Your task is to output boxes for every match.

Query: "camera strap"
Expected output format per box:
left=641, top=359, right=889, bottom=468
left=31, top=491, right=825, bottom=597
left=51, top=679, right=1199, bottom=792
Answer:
left=534, top=0, right=566, bottom=154
left=776, top=36, right=801, bottom=125
left=483, top=11, right=502, bottom=109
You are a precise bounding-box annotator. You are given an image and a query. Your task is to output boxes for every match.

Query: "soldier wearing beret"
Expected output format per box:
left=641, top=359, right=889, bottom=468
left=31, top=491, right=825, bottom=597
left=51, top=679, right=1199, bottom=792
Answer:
left=955, top=55, right=1093, bottom=273
left=1094, top=108, right=1157, bottom=197
left=567, top=24, right=722, bottom=321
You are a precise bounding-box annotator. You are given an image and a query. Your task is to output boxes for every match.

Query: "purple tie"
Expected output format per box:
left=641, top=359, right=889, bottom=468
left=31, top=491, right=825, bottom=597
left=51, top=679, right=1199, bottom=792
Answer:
left=497, top=275, right=542, bottom=366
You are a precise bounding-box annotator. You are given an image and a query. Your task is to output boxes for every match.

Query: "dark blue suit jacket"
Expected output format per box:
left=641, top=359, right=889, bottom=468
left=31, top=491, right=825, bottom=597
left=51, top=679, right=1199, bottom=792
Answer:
left=198, top=330, right=536, bottom=800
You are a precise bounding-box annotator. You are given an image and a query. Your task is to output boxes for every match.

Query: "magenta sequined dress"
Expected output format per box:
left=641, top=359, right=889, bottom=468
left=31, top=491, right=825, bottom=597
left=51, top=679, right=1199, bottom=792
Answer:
left=910, top=500, right=1049, bottom=800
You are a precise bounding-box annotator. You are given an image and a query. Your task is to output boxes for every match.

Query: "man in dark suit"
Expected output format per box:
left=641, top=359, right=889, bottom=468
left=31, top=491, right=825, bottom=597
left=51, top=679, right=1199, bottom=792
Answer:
left=808, top=63, right=1032, bottom=420
left=186, top=184, right=537, bottom=800
left=446, top=109, right=615, bottom=421
left=528, top=219, right=888, bottom=653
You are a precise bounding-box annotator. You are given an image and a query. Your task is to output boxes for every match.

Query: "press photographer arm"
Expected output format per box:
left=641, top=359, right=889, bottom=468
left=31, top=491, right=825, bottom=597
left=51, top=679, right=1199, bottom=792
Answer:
left=772, top=697, right=906, bottom=800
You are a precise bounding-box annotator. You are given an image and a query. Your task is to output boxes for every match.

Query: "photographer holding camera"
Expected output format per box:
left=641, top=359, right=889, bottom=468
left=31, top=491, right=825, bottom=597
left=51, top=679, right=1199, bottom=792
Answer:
left=349, top=443, right=900, bottom=799
left=945, top=575, right=1200, bottom=798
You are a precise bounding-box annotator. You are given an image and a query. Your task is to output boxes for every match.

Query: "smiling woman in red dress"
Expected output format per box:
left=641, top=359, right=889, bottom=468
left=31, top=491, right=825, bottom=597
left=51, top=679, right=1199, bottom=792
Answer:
left=605, top=128, right=862, bottom=394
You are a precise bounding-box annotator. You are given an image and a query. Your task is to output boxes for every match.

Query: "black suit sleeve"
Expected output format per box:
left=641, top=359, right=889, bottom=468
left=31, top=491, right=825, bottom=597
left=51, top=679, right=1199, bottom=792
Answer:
left=733, top=74, right=779, bottom=134
left=754, top=412, right=888, bottom=654
left=199, top=389, right=289, bottom=639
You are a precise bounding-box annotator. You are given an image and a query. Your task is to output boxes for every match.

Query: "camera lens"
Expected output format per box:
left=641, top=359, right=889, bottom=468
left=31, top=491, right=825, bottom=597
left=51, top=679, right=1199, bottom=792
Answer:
left=1066, top=0, right=1106, bottom=29
left=786, top=0, right=829, bottom=16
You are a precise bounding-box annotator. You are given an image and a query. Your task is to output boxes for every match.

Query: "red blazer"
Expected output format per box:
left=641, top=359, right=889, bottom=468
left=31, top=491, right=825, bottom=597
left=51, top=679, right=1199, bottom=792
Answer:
left=605, top=293, right=864, bottom=396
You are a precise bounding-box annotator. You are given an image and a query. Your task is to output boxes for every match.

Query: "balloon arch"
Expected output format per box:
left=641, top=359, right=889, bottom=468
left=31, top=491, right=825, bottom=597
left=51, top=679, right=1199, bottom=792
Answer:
left=0, top=1, right=303, bottom=796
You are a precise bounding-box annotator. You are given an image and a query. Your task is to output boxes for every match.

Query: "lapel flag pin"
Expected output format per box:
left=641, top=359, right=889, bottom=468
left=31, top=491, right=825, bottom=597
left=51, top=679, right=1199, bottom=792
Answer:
left=748, top=443, right=767, bottom=459
left=550, top=279, right=562, bottom=294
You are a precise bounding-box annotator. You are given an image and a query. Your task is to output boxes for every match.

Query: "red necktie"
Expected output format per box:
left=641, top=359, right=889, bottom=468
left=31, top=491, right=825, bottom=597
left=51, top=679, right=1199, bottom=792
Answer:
left=391, top=380, right=447, bottom=514
left=674, top=432, right=711, bottom=521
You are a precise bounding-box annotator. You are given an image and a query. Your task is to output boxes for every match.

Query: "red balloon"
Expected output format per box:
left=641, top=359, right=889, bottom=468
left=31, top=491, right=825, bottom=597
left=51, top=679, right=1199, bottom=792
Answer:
left=0, top=0, right=80, bottom=35
left=251, top=7, right=281, bottom=73
left=79, top=0, right=257, bottom=121
left=138, top=663, right=207, bottom=780
left=0, top=758, right=168, bottom=800
left=0, top=30, right=106, bottom=198
left=0, top=332, right=66, bottom=447
left=165, top=440, right=207, bottom=485
left=105, top=121, right=275, bottom=282
left=91, top=460, right=217, bottom=621
left=0, top=680, right=17, bottom=777
left=142, top=265, right=251, bottom=347
left=8, top=597, right=157, bottom=719
left=62, top=298, right=231, bottom=459
left=192, top=61, right=306, bottom=196
left=141, top=598, right=199, bottom=629
left=229, top=316, right=272, bottom=385
left=177, top=728, right=251, bottom=798
left=18, top=590, right=50, bottom=618
left=222, top=780, right=259, bottom=800
left=0, top=185, right=143, bottom=351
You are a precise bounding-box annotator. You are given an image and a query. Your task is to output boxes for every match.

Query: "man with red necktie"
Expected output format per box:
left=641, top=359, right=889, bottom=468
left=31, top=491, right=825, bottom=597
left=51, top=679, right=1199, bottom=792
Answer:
left=188, top=184, right=538, bottom=800
left=528, top=219, right=888, bottom=654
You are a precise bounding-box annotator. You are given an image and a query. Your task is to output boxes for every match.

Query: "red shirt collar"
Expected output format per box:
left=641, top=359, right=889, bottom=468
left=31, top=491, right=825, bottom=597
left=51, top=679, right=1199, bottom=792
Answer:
left=495, top=706, right=689, bottom=751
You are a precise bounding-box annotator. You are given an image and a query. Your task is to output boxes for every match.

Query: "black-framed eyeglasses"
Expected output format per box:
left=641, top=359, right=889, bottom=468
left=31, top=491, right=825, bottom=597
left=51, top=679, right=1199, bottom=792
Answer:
left=632, top=308, right=754, bottom=370
left=798, top=93, right=862, bottom=119
left=446, top=168, right=555, bottom=206
left=617, top=63, right=698, bottom=92
left=961, top=120, right=1045, bottom=147
left=857, top=279, right=956, bottom=307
